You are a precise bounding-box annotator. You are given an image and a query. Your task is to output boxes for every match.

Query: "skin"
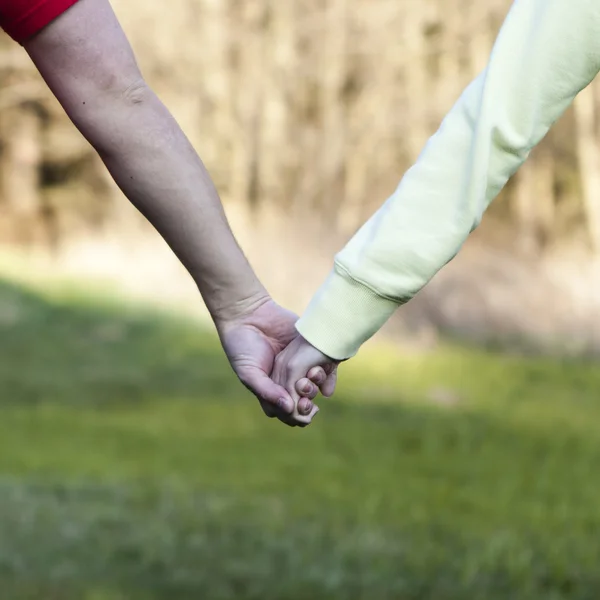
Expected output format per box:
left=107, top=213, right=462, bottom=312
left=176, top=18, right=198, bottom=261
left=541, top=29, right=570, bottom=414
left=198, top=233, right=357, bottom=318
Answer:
left=22, top=0, right=335, bottom=426
left=274, top=336, right=339, bottom=411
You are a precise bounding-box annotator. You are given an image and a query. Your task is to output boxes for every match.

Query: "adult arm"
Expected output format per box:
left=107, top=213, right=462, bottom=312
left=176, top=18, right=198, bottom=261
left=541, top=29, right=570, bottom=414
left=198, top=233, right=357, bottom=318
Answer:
left=294, top=0, right=600, bottom=361
left=22, top=0, right=325, bottom=423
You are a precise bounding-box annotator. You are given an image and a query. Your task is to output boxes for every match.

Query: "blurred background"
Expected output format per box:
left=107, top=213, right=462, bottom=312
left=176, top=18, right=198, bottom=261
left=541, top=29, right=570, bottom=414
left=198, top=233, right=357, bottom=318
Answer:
left=1, top=0, right=600, bottom=598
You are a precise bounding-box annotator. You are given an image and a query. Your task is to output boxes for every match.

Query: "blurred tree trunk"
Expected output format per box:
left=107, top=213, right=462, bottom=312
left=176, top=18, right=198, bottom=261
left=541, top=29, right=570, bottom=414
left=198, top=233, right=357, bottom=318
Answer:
left=574, top=83, right=600, bottom=254
left=230, top=0, right=268, bottom=211
left=403, top=2, right=429, bottom=159
left=0, top=105, right=42, bottom=245
left=263, top=0, right=299, bottom=210
left=511, top=146, right=557, bottom=255
left=437, top=0, right=462, bottom=110
left=512, top=160, right=539, bottom=255
left=0, top=0, right=596, bottom=261
left=320, top=0, right=348, bottom=225
left=202, top=0, right=233, bottom=182
left=464, top=0, right=493, bottom=78
left=534, top=147, right=556, bottom=247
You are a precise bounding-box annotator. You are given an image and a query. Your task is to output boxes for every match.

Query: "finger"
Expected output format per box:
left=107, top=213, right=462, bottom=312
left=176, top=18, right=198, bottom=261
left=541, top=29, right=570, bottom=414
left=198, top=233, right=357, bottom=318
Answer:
left=295, top=378, right=319, bottom=400
left=242, top=369, right=294, bottom=415
left=279, top=410, right=318, bottom=428
left=298, top=404, right=320, bottom=425
left=321, top=367, right=338, bottom=397
left=291, top=403, right=319, bottom=425
left=273, top=395, right=317, bottom=426
left=306, top=366, right=327, bottom=387
left=266, top=397, right=313, bottom=427
left=274, top=410, right=299, bottom=427
left=308, top=364, right=338, bottom=397
left=297, top=396, right=314, bottom=416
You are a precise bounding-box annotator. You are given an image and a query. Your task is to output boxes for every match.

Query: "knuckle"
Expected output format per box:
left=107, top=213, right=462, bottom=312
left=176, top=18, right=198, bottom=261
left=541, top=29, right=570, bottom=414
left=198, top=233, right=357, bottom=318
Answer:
left=273, top=354, right=286, bottom=374
left=286, top=359, right=301, bottom=375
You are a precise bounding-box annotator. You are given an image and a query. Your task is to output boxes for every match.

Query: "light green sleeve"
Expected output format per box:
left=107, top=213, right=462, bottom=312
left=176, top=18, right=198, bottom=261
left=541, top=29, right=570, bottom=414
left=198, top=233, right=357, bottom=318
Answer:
left=296, top=0, right=600, bottom=360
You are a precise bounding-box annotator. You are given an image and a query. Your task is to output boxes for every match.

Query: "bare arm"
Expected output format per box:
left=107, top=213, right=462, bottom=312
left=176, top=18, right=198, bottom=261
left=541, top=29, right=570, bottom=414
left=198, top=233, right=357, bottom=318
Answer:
left=23, top=0, right=327, bottom=424
left=24, top=0, right=264, bottom=324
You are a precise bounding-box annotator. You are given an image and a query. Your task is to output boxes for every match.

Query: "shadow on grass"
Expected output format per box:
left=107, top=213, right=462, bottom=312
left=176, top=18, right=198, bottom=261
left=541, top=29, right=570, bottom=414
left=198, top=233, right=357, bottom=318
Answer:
left=1, top=279, right=600, bottom=599
left=0, top=278, right=241, bottom=407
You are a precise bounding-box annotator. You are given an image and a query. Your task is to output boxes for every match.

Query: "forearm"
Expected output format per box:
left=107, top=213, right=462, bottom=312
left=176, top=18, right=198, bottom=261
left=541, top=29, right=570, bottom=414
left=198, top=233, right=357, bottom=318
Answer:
left=77, top=87, right=267, bottom=323
left=297, top=0, right=600, bottom=360
left=24, top=0, right=266, bottom=325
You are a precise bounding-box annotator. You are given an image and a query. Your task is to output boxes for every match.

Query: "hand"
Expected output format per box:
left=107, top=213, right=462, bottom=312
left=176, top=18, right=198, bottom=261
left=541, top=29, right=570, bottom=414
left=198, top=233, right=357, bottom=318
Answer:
left=272, top=335, right=339, bottom=412
left=216, top=297, right=336, bottom=427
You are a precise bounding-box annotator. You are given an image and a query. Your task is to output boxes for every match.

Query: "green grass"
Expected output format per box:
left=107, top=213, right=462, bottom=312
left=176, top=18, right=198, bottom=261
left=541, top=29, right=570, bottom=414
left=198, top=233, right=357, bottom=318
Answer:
left=0, top=276, right=600, bottom=599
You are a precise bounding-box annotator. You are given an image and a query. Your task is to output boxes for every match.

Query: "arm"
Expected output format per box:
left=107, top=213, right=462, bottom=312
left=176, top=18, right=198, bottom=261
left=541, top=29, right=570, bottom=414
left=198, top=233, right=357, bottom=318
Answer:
left=25, top=0, right=263, bottom=326
left=294, top=0, right=600, bottom=362
left=23, top=0, right=325, bottom=424
left=275, top=0, right=600, bottom=401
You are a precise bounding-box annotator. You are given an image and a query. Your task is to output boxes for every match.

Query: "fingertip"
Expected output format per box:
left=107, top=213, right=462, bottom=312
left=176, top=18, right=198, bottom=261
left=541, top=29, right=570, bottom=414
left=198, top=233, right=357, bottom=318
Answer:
left=297, top=396, right=314, bottom=416
left=244, top=370, right=295, bottom=414
left=295, top=378, right=318, bottom=400
left=277, top=395, right=294, bottom=414
left=321, top=372, right=338, bottom=397
left=307, top=366, right=327, bottom=386
left=290, top=403, right=320, bottom=426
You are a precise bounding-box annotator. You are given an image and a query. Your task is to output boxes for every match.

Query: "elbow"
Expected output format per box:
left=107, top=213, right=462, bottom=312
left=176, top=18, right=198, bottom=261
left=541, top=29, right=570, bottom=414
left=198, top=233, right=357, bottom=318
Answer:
left=66, top=76, right=154, bottom=154
left=69, top=74, right=151, bottom=120
left=113, top=77, right=152, bottom=107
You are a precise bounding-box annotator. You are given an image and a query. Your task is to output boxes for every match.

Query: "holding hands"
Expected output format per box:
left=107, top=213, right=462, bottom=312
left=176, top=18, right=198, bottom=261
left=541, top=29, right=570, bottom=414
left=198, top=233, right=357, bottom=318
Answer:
left=217, top=296, right=338, bottom=427
left=272, top=335, right=339, bottom=426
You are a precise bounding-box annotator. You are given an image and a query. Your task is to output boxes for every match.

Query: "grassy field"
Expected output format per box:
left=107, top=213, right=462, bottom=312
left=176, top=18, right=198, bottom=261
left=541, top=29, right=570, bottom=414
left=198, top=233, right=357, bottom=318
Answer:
left=1, top=275, right=600, bottom=599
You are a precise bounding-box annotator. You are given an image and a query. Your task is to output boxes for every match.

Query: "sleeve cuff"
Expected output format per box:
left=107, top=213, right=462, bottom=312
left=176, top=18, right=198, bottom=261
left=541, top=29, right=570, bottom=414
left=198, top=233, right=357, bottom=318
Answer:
left=295, top=267, right=400, bottom=360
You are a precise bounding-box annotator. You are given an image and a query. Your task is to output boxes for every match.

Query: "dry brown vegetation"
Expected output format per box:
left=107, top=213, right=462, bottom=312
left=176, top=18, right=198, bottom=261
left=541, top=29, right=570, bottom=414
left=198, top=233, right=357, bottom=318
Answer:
left=1, top=0, right=600, bottom=351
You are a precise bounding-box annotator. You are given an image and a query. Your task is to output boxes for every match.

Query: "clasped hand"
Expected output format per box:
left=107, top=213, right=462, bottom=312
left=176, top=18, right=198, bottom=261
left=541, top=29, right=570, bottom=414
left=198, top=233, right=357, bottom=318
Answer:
left=217, top=297, right=339, bottom=427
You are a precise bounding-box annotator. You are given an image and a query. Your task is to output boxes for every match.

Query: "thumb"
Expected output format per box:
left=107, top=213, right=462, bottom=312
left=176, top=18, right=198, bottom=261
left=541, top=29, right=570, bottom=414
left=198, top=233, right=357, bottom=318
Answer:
left=242, top=368, right=295, bottom=414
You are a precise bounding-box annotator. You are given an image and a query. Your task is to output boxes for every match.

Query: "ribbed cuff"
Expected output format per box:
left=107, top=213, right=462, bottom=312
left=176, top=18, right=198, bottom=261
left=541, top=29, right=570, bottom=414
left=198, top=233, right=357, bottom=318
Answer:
left=295, top=267, right=399, bottom=360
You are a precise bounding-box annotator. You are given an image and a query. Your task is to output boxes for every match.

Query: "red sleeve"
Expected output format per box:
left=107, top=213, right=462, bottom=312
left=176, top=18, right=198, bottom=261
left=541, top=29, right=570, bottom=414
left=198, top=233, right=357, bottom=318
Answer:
left=0, top=0, right=81, bottom=44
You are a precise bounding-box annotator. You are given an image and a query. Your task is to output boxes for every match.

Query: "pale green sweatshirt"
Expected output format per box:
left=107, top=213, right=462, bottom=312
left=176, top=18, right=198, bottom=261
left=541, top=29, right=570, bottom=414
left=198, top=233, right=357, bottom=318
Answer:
left=296, top=0, right=600, bottom=360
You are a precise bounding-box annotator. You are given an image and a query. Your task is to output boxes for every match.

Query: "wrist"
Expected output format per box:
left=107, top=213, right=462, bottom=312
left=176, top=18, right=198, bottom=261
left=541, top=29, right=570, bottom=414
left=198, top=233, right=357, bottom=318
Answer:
left=208, top=286, right=271, bottom=329
left=298, top=335, right=335, bottom=362
left=295, top=268, right=398, bottom=360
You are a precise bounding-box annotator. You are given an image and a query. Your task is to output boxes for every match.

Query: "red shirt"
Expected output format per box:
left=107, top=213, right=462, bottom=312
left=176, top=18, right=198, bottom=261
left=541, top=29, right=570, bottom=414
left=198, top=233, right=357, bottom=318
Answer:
left=0, top=0, right=80, bottom=44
